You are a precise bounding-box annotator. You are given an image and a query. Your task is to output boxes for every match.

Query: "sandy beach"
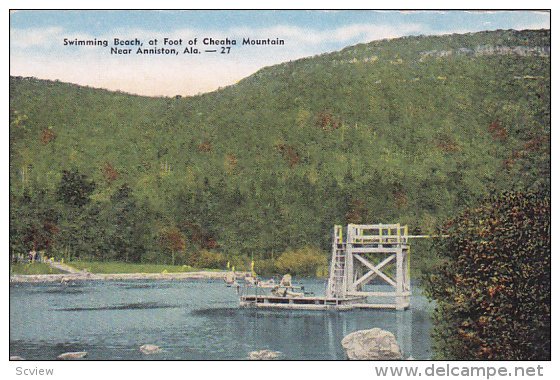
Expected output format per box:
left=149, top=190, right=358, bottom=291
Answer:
left=10, top=271, right=251, bottom=283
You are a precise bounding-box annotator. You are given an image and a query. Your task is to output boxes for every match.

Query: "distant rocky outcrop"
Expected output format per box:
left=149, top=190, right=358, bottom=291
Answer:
left=420, top=45, right=550, bottom=60
left=341, top=328, right=402, bottom=360
left=57, top=351, right=88, bottom=360
left=248, top=349, right=281, bottom=360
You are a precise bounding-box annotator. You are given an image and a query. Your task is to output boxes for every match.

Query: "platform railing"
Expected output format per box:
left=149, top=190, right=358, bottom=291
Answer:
left=348, top=224, right=408, bottom=244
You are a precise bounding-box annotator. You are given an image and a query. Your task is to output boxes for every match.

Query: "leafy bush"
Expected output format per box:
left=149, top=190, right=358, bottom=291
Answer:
left=191, top=250, right=228, bottom=269
left=275, top=246, right=327, bottom=277
left=254, top=258, right=276, bottom=276
left=424, top=190, right=550, bottom=360
left=68, top=261, right=195, bottom=274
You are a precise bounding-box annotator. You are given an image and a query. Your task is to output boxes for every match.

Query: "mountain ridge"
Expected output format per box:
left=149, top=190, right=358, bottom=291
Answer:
left=11, top=28, right=550, bottom=98
left=9, top=28, right=550, bottom=269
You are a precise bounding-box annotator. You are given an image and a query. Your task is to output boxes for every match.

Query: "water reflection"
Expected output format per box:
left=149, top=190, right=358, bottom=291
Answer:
left=200, top=307, right=429, bottom=359
left=55, top=302, right=180, bottom=312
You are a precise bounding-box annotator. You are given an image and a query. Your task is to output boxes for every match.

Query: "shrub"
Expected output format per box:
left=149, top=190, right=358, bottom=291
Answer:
left=423, top=190, right=550, bottom=360
left=227, top=255, right=250, bottom=272
left=275, top=246, right=327, bottom=277
left=254, top=258, right=276, bottom=276
left=192, top=250, right=227, bottom=269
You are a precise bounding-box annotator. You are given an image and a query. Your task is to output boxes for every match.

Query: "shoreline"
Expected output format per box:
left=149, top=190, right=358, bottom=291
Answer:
left=9, top=271, right=251, bottom=283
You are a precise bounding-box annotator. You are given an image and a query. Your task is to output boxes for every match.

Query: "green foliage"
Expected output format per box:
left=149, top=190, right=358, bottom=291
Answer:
left=56, top=169, right=95, bottom=207
left=157, top=226, right=187, bottom=265
left=191, top=250, right=228, bottom=269
left=275, top=246, right=328, bottom=277
left=10, top=262, right=64, bottom=275
left=9, top=30, right=550, bottom=275
left=254, top=258, right=277, bottom=276
left=68, top=261, right=197, bottom=274
left=10, top=189, right=59, bottom=254
left=423, top=190, right=550, bottom=360
left=99, top=184, right=154, bottom=262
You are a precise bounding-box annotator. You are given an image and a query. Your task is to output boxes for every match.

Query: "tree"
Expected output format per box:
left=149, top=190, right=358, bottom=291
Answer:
left=158, top=226, right=186, bottom=265
left=54, top=169, right=99, bottom=261
left=102, top=184, right=153, bottom=262
left=55, top=201, right=101, bottom=262
left=423, top=190, right=550, bottom=360
left=56, top=169, right=95, bottom=208
left=10, top=189, right=60, bottom=257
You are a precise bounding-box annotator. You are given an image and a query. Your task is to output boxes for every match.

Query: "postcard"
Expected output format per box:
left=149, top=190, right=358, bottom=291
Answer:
left=8, top=8, right=551, bottom=371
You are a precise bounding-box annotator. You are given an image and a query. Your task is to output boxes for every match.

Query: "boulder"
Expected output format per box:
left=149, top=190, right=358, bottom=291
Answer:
left=341, top=328, right=402, bottom=360
left=10, top=355, right=25, bottom=360
left=57, top=351, right=88, bottom=360
left=248, top=349, right=281, bottom=360
left=139, top=344, right=162, bottom=354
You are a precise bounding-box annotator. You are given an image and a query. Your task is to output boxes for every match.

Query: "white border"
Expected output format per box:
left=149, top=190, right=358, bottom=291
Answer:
left=3, top=1, right=556, bottom=379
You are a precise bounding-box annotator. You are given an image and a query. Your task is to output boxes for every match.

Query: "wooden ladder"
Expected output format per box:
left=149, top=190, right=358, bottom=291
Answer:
left=326, top=226, right=346, bottom=298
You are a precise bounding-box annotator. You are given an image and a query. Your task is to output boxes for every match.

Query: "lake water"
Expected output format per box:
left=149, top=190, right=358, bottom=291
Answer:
left=10, top=278, right=433, bottom=360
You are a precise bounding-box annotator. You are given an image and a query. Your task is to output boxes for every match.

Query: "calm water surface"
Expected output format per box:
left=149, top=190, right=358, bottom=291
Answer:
left=10, top=279, right=433, bottom=360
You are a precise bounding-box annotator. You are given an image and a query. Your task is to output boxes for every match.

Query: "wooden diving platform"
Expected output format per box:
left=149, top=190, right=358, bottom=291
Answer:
left=238, top=223, right=417, bottom=311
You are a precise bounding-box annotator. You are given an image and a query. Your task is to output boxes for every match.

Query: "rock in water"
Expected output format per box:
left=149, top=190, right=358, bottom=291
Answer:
left=139, top=344, right=162, bottom=354
left=248, top=349, right=281, bottom=360
left=57, top=351, right=88, bottom=360
left=10, top=355, right=25, bottom=360
left=341, top=328, right=402, bottom=360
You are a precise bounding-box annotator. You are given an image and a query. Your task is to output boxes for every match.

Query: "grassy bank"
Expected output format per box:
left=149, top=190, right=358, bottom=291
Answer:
left=10, top=262, right=64, bottom=275
left=68, top=261, right=223, bottom=274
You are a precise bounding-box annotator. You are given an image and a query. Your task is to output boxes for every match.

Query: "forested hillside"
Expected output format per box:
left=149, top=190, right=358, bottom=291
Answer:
left=9, top=29, right=550, bottom=273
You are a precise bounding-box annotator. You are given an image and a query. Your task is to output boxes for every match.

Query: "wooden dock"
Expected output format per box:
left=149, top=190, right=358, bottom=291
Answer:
left=239, top=294, right=410, bottom=310
left=239, top=295, right=367, bottom=310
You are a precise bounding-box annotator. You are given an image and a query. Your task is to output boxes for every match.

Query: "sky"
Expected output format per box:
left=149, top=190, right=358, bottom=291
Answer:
left=10, top=10, right=550, bottom=97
